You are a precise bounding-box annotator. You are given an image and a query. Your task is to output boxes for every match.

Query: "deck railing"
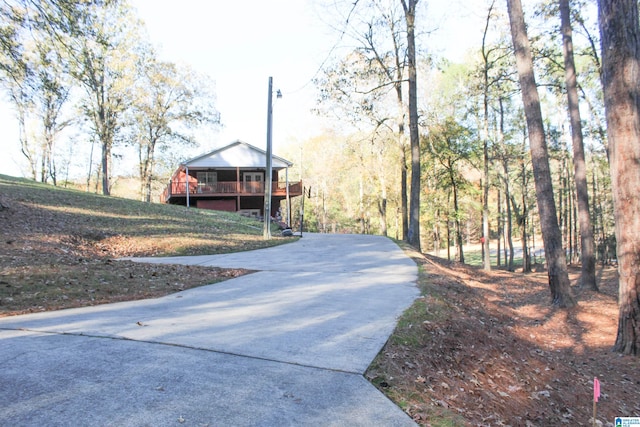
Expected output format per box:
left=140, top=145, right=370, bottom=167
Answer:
left=162, top=180, right=303, bottom=203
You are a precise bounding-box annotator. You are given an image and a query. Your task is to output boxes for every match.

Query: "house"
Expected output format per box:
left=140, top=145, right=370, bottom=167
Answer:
left=161, top=141, right=303, bottom=222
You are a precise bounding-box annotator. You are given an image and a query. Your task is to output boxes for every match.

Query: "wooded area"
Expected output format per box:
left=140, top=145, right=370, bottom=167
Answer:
left=0, top=0, right=220, bottom=198
left=1, top=0, right=638, bottom=354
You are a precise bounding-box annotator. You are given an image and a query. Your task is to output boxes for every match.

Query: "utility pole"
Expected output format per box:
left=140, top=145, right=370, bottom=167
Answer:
left=264, top=77, right=274, bottom=239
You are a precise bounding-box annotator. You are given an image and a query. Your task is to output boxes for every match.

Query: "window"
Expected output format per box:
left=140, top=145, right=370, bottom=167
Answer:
left=197, top=172, right=217, bottom=185
left=243, top=172, right=263, bottom=193
left=196, top=172, right=217, bottom=192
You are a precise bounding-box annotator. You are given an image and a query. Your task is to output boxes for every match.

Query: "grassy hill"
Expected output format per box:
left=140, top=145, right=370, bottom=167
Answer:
left=0, top=174, right=293, bottom=316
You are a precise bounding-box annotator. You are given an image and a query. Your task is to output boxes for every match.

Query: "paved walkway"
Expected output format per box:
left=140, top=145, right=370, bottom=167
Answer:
left=0, top=233, right=419, bottom=426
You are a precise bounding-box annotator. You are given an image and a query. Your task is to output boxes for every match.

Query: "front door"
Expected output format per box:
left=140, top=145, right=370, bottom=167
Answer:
left=243, top=172, right=263, bottom=193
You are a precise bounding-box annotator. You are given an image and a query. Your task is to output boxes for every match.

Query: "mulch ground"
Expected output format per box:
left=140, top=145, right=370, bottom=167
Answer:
left=368, top=251, right=640, bottom=426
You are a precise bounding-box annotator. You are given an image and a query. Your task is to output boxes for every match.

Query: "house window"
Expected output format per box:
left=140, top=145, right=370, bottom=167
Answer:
left=243, top=172, right=263, bottom=193
left=196, top=172, right=217, bottom=192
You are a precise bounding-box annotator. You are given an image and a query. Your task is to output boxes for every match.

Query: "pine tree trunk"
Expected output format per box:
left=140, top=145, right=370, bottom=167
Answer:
left=598, top=0, right=640, bottom=355
left=519, top=134, right=532, bottom=274
left=520, top=197, right=530, bottom=273
left=500, top=97, right=515, bottom=271
left=482, top=152, right=491, bottom=270
left=561, top=0, right=597, bottom=290
left=446, top=216, right=451, bottom=261
left=507, top=0, right=575, bottom=307
left=497, top=189, right=502, bottom=267
left=504, top=160, right=515, bottom=271
left=451, top=170, right=465, bottom=264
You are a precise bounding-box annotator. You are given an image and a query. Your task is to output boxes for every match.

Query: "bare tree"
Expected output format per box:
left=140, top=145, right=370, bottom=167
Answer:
left=131, top=59, right=220, bottom=202
left=507, top=0, right=575, bottom=307
left=314, top=0, right=416, bottom=239
left=598, top=0, right=640, bottom=355
left=560, top=0, right=597, bottom=290
left=367, top=1, right=410, bottom=240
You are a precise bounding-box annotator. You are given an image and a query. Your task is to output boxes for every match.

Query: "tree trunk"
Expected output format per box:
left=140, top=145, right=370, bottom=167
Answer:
left=17, top=106, right=37, bottom=181
left=86, top=138, right=95, bottom=192
left=98, top=104, right=111, bottom=196
left=359, top=177, right=365, bottom=234
left=40, top=144, right=47, bottom=183
left=481, top=1, right=495, bottom=271
left=507, top=192, right=515, bottom=270
left=507, top=0, right=575, bottom=307
left=47, top=135, right=57, bottom=186
left=499, top=97, right=515, bottom=271
left=101, top=140, right=110, bottom=196
left=376, top=148, right=388, bottom=236
left=560, top=0, right=597, bottom=289
left=598, top=0, right=640, bottom=355
left=482, top=153, right=491, bottom=270
left=395, top=78, right=408, bottom=241
left=504, top=159, right=515, bottom=271
left=513, top=191, right=532, bottom=273
left=401, top=148, right=409, bottom=240
left=446, top=191, right=452, bottom=261
left=378, top=191, right=388, bottom=237
left=451, top=171, right=464, bottom=263
left=402, top=0, right=421, bottom=251
left=434, top=209, right=441, bottom=256
left=519, top=132, right=532, bottom=274
left=143, top=140, right=156, bottom=203
left=521, top=217, right=530, bottom=273
left=497, top=189, right=502, bottom=267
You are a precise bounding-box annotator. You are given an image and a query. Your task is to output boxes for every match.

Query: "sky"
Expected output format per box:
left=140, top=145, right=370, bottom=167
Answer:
left=0, top=0, right=486, bottom=178
left=129, top=0, right=336, bottom=150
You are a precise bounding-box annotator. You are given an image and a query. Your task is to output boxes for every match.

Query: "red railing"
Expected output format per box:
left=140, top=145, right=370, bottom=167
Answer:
left=162, top=180, right=303, bottom=203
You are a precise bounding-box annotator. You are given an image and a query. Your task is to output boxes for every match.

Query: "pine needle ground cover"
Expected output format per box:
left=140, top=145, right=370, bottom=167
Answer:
left=368, top=245, right=640, bottom=426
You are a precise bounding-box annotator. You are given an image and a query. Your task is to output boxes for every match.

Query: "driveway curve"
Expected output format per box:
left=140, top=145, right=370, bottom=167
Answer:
left=0, top=233, right=419, bottom=426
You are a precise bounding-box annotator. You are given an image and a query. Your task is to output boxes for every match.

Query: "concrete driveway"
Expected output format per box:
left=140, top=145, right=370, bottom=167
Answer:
left=0, top=233, right=419, bottom=426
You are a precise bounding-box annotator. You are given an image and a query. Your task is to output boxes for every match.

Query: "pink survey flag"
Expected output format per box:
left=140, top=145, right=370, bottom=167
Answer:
left=593, top=377, right=600, bottom=402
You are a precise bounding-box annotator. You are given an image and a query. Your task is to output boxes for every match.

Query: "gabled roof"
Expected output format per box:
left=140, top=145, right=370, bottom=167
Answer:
left=181, top=140, right=293, bottom=169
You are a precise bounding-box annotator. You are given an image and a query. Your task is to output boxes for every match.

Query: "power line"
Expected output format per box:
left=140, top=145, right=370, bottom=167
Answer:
left=281, top=1, right=360, bottom=95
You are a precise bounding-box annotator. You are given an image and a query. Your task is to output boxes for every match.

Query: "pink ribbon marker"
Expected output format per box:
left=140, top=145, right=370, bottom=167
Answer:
left=594, top=377, right=600, bottom=403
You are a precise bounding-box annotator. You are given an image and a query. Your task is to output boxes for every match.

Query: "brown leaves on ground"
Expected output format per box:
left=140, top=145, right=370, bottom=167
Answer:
left=1, top=255, right=248, bottom=317
left=0, top=177, right=260, bottom=317
left=369, top=251, right=640, bottom=426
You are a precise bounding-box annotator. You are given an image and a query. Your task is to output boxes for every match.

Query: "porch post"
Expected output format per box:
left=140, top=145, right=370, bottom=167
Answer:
left=286, top=166, right=291, bottom=226
left=185, top=166, right=190, bottom=208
